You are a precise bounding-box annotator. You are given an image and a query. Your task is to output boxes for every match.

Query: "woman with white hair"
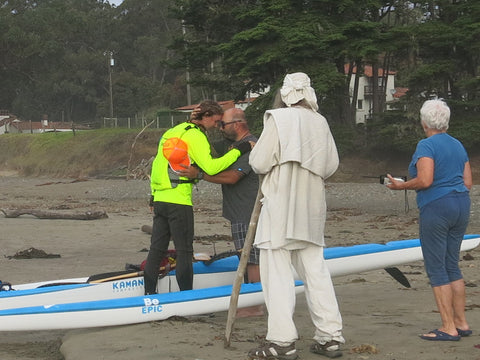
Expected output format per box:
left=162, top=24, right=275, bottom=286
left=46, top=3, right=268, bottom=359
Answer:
left=387, top=99, right=472, bottom=341
left=248, top=73, right=344, bottom=359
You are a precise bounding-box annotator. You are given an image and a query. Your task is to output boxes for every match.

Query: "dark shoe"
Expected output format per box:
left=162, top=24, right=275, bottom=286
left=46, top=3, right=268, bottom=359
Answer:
left=310, top=340, right=343, bottom=358
left=456, top=328, right=472, bottom=337
left=248, top=342, right=298, bottom=360
left=420, top=329, right=461, bottom=341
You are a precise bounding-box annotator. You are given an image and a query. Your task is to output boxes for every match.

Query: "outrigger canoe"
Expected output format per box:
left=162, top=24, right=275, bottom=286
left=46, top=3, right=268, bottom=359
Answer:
left=0, top=235, right=478, bottom=331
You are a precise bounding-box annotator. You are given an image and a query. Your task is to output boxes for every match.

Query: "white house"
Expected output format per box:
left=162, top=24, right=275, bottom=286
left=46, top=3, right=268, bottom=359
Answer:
left=345, top=64, right=401, bottom=124
left=0, top=113, right=17, bottom=134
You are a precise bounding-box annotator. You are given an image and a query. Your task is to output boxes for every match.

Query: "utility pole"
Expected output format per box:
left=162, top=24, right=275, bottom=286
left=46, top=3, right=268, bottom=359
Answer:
left=104, top=51, right=114, bottom=118
left=181, top=18, right=192, bottom=105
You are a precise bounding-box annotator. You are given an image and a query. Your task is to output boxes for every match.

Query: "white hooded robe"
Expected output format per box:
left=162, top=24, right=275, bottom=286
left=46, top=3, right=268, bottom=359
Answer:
left=249, top=106, right=339, bottom=249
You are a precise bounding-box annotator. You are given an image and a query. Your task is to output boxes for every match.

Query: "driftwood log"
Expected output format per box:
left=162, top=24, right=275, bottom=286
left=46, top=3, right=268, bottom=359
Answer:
left=0, top=209, right=108, bottom=220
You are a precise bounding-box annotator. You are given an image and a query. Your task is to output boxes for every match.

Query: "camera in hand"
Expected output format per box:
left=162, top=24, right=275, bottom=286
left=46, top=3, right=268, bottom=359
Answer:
left=380, top=175, right=407, bottom=185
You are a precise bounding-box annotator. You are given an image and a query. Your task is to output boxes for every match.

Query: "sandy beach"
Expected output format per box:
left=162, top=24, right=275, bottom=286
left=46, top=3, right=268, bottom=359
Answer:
left=1, top=175, right=479, bottom=360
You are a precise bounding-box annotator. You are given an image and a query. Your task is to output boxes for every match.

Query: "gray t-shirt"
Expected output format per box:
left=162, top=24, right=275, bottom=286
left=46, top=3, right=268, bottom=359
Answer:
left=214, top=134, right=259, bottom=224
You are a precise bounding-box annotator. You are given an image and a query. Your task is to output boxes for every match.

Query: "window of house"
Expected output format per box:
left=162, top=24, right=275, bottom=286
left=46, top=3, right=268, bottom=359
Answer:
left=357, top=100, right=363, bottom=109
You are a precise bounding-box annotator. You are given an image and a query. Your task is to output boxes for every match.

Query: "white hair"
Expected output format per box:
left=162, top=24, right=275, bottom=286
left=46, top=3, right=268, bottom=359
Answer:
left=420, top=99, right=450, bottom=131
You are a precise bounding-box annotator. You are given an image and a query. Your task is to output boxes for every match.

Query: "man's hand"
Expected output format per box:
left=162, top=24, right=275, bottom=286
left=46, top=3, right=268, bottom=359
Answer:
left=190, top=107, right=201, bottom=121
left=177, top=164, right=200, bottom=179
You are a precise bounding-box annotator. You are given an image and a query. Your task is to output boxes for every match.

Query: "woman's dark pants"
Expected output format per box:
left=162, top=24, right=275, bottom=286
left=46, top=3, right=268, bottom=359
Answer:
left=144, top=202, right=194, bottom=294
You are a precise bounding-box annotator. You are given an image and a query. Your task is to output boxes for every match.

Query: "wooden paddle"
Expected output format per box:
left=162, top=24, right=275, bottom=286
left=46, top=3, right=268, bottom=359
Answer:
left=88, top=263, right=177, bottom=284
left=89, top=271, right=144, bottom=283
left=224, top=186, right=263, bottom=348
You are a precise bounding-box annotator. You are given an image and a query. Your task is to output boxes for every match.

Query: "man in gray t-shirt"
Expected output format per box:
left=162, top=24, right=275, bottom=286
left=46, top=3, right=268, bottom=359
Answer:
left=214, top=133, right=258, bottom=225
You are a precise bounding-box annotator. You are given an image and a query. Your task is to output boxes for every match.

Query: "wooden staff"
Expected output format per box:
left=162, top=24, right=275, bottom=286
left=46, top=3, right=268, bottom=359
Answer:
left=224, top=186, right=263, bottom=348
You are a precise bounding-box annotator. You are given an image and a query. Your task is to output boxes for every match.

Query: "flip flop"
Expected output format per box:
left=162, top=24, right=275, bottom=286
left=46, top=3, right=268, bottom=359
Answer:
left=456, top=328, right=472, bottom=337
left=420, top=329, right=461, bottom=341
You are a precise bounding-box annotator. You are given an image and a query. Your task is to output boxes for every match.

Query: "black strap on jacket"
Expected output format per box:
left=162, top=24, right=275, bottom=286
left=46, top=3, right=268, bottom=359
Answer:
left=170, top=179, right=197, bottom=184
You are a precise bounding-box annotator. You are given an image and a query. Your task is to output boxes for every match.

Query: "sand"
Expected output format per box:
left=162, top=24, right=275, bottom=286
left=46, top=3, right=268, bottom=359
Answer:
left=1, top=175, right=479, bottom=360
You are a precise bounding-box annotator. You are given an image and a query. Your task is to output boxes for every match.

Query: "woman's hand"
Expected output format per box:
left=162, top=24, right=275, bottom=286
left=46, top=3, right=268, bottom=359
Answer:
left=386, top=174, right=405, bottom=190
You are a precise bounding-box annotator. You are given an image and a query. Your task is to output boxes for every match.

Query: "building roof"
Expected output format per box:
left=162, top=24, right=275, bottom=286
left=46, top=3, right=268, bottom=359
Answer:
left=9, top=121, right=90, bottom=132
left=0, top=116, right=16, bottom=127
left=175, top=100, right=235, bottom=112
left=393, top=87, right=409, bottom=98
left=236, top=97, right=257, bottom=105
left=344, top=64, right=396, bottom=77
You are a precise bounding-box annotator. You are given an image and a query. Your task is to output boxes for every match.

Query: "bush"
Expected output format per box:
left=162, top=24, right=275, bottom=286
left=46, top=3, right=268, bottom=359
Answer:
left=365, top=111, right=422, bottom=156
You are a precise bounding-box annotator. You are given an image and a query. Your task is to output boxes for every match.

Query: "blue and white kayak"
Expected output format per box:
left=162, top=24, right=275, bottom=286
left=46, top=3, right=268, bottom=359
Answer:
left=0, top=281, right=303, bottom=331
left=1, top=235, right=479, bottom=310
left=0, top=235, right=478, bottom=331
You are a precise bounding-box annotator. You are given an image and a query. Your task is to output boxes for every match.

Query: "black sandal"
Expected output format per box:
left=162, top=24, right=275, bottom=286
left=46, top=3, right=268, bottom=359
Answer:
left=310, top=340, right=343, bottom=358
left=248, top=342, right=298, bottom=360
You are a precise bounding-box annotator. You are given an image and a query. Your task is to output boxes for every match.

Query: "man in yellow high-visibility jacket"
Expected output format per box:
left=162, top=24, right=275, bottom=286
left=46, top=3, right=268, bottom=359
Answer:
left=144, top=100, right=252, bottom=294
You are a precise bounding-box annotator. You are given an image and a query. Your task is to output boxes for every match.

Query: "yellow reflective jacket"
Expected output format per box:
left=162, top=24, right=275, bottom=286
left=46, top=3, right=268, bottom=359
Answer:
left=150, top=122, right=242, bottom=205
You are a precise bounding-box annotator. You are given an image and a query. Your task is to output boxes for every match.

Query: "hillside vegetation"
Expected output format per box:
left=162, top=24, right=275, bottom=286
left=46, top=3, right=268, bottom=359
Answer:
left=0, top=129, right=164, bottom=178
left=1, top=129, right=478, bottom=184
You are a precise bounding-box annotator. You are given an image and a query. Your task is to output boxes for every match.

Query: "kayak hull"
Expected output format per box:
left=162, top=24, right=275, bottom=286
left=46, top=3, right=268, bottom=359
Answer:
left=0, top=282, right=304, bottom=331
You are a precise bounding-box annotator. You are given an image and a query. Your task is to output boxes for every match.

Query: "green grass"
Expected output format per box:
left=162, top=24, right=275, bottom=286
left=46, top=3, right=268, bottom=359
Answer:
left=0, top=128, right=164, bottom=177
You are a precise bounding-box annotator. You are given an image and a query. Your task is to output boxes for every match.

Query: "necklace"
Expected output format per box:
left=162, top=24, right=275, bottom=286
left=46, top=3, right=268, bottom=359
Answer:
left=227, top=133, right=251, bottom=151
left=236, top=132, right=251, bottom=143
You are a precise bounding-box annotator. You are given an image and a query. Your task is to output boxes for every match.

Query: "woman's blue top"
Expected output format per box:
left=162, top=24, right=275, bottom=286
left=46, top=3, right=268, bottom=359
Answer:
left=408, top=133, right=469, bottom=208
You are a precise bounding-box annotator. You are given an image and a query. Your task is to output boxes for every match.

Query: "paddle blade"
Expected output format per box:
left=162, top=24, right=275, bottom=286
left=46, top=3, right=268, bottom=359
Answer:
left=384, top=267, right=411, bottom=288
left=203, top=250, right=239, bottom=265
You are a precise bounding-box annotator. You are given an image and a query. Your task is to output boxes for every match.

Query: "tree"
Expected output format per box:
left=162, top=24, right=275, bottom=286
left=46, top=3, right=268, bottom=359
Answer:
left=1, top=0, right=478, bottom=155
left=0, top=0, right=185, bottom=122
left=0, top=0, right=115, bottom=122
left=407, top=1, right=480, bottom=104
left=173, top=0, right=420, bottom=126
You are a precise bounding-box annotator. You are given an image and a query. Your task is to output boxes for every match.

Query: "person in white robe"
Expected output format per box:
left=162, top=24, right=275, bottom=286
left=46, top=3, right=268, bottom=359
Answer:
left=248, top=72, right=345, bottom=360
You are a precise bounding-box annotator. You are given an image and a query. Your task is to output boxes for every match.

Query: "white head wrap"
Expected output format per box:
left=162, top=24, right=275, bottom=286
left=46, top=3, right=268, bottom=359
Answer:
left=280, top=72, right=318, bottom=111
